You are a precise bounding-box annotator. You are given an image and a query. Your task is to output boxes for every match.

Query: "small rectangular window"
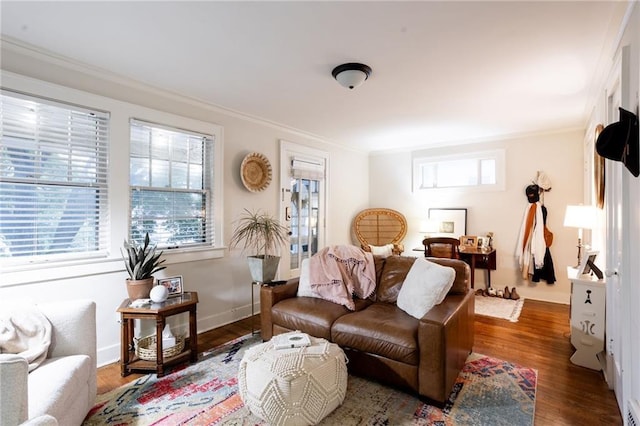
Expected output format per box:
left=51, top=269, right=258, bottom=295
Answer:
left=129, top=119, right=214, bottom=249
left=413, top=149, right=504, bottom=192
left=0, top=90, right=109, bottom=263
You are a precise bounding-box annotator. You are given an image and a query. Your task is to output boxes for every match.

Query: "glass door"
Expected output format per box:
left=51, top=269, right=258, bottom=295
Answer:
left=289, top=178, right=320, bottom=270
left=279, top=141, right=327, bottom=279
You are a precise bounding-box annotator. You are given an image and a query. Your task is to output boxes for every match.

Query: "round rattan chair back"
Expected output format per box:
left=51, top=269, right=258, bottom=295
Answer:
left=353, top=208, right=407, bottom=254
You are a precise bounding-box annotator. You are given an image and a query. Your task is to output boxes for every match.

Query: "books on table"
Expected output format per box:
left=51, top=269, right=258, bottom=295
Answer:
left=273, top=332, right=311, bottom=350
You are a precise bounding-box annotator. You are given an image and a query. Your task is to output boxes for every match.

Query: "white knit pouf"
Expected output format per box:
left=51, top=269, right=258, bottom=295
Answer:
left=238, top=332, right=348, bottom=426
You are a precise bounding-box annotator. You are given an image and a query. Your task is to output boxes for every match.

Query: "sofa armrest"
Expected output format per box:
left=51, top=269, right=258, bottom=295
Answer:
left=260, top=279, right=299, bottom=341
left=36, top=300, right=97, bottom=413
left=21, top=415, right=58, bottom=426
left=0, top=354, right=29, bottom=425
left=417, top=288, right=475, bottom=403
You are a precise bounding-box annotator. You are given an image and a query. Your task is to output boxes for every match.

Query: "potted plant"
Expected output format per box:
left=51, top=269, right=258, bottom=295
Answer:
left=121, top=232, right=167, bottom=300
left=230, top=209, right=289, bottom=283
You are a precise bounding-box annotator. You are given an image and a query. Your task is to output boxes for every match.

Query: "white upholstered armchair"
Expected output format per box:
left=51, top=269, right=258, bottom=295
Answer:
left=0, top=300, right=97, bottom=426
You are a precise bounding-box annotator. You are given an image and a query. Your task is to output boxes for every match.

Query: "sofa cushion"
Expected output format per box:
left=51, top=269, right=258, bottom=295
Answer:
left=297, top=258, right=320, bottom=298
left=331, top=303, right=419, bottom=365
left=28, top=355, right=91, bottom=421
left=426, top=257, right=471, bottom=294
left=397, top=258, right=456, bottom=319
left=271, top=298, right=351, bottom=340
left=376, top=256, right=417, bottom=303
left=369, top=244, right=394, bottom=258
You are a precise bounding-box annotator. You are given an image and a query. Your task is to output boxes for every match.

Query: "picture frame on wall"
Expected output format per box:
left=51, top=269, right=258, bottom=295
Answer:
left=157, top=276, right=184, bottom=297
left=428, top=208, right=467, bottom=238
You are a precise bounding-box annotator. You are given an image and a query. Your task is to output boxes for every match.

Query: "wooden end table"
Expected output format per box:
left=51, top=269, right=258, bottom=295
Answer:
left=459, top=247, right=497, bottom=289
left=117, top=291, right=198, bottom=377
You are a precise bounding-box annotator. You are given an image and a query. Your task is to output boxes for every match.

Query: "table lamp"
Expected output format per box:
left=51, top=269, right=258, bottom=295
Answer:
left=563, top=205, right=596, bottom=266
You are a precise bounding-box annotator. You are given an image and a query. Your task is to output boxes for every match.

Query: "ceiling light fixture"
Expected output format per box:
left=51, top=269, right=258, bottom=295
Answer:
left=331, top=63, right=372, bottom=90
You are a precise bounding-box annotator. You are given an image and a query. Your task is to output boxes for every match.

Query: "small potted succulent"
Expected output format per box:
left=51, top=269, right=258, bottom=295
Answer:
left=121, top=232, right=167, bottom=300
left=230, top=209, right=289, bottom=283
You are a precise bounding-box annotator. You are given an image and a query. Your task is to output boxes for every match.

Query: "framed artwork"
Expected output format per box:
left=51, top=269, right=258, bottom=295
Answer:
left=594, top=124, right=605, bottom=209
left=460, top=235, right=478, bottom=249
left=157, top=276, right=184, bottom=297
left=428, top=208, right=467, bottom=238
left=577, top=250, right=602, bottom=279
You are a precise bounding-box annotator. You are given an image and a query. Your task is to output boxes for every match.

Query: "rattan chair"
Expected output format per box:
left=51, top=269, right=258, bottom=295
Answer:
left=353, top=208, right=407, bottom=255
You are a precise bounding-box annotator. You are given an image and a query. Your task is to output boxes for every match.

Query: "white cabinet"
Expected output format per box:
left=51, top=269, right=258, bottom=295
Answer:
left=569, top=271, right=606, bottom=370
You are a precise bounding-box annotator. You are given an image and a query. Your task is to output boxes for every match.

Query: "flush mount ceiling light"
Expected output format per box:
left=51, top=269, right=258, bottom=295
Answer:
left=331, top=63, right=372, bottom=90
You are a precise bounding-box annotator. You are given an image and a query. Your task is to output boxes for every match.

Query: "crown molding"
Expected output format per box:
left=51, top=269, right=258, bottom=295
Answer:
left=1, top=36, right=366, bottom=154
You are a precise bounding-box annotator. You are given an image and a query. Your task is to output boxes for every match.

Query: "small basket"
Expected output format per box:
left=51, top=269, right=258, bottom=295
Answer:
left=135, top=334, right=185, bottom=361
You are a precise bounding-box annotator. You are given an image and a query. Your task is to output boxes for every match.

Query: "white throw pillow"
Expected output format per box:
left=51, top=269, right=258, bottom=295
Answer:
left=296, top=258, right=320, bottom=298
left=369, top=243, right=394, bottom=258
left=396, top=258, right=456, bottom=319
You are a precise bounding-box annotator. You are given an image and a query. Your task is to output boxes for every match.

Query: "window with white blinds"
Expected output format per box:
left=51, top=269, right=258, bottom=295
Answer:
left=129, top=119, right=214, bottom=249
left=0, top=90, right=110, bottom=262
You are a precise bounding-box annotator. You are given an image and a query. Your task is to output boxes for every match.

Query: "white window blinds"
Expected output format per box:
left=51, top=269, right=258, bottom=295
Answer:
left=0, top=90, right=110, bottom=262
left=291, top=157, right=325, bottom=180
left=129, top=119, right=214, bottom=249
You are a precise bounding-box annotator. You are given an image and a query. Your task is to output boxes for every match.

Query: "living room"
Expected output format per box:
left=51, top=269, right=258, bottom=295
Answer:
left=1, top=1, right=639, bottom=424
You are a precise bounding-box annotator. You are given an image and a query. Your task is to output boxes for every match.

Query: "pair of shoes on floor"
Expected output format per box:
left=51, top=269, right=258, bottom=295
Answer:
left=475, top=288, right=492, bottom=297
left=504, top=286, right=520, bottom=300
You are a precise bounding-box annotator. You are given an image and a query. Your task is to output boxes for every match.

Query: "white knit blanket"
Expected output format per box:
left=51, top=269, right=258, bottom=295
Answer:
left=0, top=304, right=52, bottom=371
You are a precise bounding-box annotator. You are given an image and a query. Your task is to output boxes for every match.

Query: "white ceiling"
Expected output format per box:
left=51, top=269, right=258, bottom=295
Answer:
left=0, top=1, right=630, bottom=152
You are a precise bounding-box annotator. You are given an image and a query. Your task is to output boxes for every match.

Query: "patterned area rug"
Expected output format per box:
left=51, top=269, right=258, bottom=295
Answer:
left=84, top=335, right=537, bottom=426
left=475, top=295, right=525, bottom=322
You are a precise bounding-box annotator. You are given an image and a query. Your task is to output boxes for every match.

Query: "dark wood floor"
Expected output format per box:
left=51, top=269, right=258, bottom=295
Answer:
left=96, top=299, right=622, bottom=425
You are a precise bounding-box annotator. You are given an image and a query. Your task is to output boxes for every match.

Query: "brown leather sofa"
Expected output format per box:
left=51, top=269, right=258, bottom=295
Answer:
left=260, top=255, right=474, bottom=405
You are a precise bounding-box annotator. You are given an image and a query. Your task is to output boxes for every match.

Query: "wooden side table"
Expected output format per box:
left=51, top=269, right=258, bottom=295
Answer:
left=117, top=291, right=198, bottom=377
left=459, top=247, right=497, bottom=289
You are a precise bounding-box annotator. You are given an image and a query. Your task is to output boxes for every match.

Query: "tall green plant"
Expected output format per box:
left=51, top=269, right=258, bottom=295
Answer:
left=230, top=209, right=289, bottom=257
left=121, top=233, right=167, bottom=280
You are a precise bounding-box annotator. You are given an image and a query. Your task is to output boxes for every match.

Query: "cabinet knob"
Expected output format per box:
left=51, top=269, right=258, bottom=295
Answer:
left=605, top=269, right=618, bottom=277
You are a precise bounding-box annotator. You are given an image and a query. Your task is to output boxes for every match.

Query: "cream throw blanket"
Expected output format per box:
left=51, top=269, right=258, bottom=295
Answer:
left=0, top=304, right=52, bottom=372
left=515, top=201, right=546, bottom=276
left=309, top=245, right=376, bottom=310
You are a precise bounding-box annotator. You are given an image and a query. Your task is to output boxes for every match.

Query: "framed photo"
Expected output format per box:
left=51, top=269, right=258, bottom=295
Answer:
left=157, top=276, right=184, bottom=297
left=460, top=235, right=478, bottom=249
left=577, top=250, right=602, bottom=279
left=428, top=208, right=467, bottom=238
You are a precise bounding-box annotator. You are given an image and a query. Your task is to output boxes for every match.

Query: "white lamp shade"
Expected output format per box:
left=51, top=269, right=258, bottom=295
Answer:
left=563, top=205, right=596, bottom=229
left=420, top=219, right=440, bottom=234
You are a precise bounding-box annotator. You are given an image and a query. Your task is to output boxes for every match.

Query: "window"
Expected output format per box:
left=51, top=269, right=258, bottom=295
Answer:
left=0, top=90, right=110, bottom=263
left=129, top=119, right=214, bottom=249
left=413, top=149, right=505, bottom=191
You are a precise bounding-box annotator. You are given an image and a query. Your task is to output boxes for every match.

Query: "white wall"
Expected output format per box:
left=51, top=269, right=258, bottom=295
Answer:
left=369, top=131, right=584, bottom=304
left=0, top=44, right=369, bottom=366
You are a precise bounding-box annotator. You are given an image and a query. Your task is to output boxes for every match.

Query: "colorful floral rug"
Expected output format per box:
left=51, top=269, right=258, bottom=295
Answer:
left=84, top=335, right=537, bottom=425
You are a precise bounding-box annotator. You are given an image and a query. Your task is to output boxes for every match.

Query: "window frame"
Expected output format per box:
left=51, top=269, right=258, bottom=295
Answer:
left=0, top=71, right=224, bottom=287
left=0, top=89, right=110, bottom=265
left=128, top=118, right=215, bottom=250
left=412, top=148, right=506, bottom=192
